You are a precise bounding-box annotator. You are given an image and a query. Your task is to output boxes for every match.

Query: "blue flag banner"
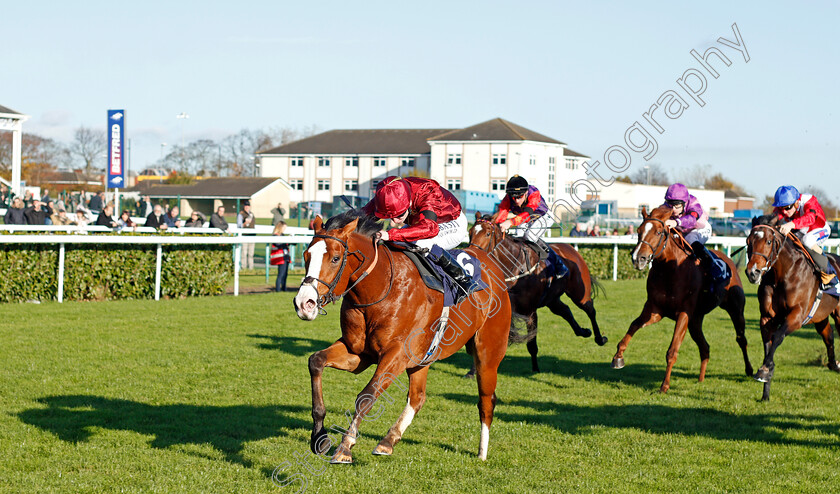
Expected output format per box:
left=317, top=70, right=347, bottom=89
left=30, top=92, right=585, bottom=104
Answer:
left=107, top=110, right=125, bottom=187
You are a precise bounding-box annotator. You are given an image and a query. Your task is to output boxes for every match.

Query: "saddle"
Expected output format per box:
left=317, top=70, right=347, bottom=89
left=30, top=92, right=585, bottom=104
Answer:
left=384, top=241, right=443, bottom=293
left=508, top=236, right=549, bottom=262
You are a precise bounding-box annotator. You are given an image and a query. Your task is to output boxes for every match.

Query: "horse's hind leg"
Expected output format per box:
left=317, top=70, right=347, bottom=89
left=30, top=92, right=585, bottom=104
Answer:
left=686, top=314, right=710, bottom=382
left=472, top=325, right=508, bottom=461
left=373, top=366, right=430, bottom=456
left=612, top=301, right=662, bottom=369
left=546, top=297, right=592, bottom=339
left=814, top=318, right=840, bottom=372
left=721, top=285, right=753, bottom=376
left=525, top=312, right=540, bottom=373
left=463, top=337, right=477, bottom=379
left=309, top=341, right=373, bottom=456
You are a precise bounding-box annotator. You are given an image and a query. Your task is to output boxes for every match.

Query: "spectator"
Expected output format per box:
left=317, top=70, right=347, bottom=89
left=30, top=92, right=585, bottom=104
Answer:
left=184, top=210, right=206, bottom=227
left=0, top=184, right=12, bottom=208
left=24, top=199, right=48, bottom=225
left=569, top=224, right=585, bottom=237
left=270, top=221, right=291, bottom=292
left=117, top=210, right=136, bottom=230
left=611, top=228, right=620, bottom=236
left=145, top=204, right=168, bottom=230
left=51, top=208, right=73, bottom=226
left=590, top=225, right=601, bottom=237
left=209, top=206, right=229, bottom=231
left=271, top=202, right=286, bottom=225
left=626, top=225, right=636, bottom=236
left=88, top=192, right=104, bottom=213
left=4, top=198, right=26, bottom=225
left=23, top=190, right=34, bottom=208
left=96, top=204, right=119, bottom=228
left=73, top=209, right=91, bottom=227
left=164, top=206, right=182, bottom=228
left=237, top=200, right=256, bottom=270
left=44, top=200, right=56, bottom=225
left=41, top=188, right=51, bottom=203
left=138, top=195, right=153, bottom=217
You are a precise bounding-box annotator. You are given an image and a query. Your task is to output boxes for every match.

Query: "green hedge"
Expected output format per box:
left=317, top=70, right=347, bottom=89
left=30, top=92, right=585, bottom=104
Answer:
left=576, top=245, right=647, bottom=281
left=0, top=240, right=233, bottom=303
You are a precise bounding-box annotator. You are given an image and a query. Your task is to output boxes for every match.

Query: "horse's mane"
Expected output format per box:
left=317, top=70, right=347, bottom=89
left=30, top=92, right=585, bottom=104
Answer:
left=752, top=214, right=779, bottom=228
left=323, top=209, right=383, bottom=238
left=648, top=205, right=674, bottom=220
left=477, top=214, right=494, bottom=222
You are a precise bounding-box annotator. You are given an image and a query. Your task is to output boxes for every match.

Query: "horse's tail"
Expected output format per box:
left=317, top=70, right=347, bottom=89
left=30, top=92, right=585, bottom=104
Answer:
left=590, top=275, right=607, bottom=300
left=508, top=312, right=535, bottom=344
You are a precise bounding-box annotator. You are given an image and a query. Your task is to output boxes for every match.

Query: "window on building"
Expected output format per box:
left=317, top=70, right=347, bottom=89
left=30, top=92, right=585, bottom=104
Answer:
left=447, top=179, right=462, bottom=191
left=447, top=153, right=462, bottom=165
left=492, top=153, right=507, bottom=165
left=318, top=157, right=331, bottom=167
left=549, top=156, right=555, bottom=165
left=491, top=179, right=506, bottom=191
left=317, top=180, right=330, bottom=191
left=565, top=158, right=576, bottom=170
left=345, top=157, right=359, bottom=167
left=401, top=157, right=415, bottom=167
left=529, top=156, right=536, bottom=165
left=638, top=204, right=649, bottom=216
left=290, top=179, right=304, bottom=190
left=344, top=180, right=359, bottom=192
left=373, top=157, right=386, bottom=167
left=291, top=157, right=304, bottom=167
left=564, top=183, right=572, bottom=194
left=371, top=180, right=381, bottom=191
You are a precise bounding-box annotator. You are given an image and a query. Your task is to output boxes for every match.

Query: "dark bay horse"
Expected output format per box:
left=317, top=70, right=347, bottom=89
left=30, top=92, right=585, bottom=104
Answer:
left=468, top=214, right=607, bottom=374
left=293, top=210, right=512, bottom=463
left=612, top=206, right=752, bottom=393
left=745, top=215, right=840, bottom=401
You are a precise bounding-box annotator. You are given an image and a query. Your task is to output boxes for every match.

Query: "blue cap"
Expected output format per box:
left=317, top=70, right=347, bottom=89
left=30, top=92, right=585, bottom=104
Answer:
left=772, top=185, right=800, bottom=207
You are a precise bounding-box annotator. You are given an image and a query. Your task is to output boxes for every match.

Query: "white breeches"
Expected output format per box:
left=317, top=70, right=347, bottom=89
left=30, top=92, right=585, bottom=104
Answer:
left=414, top=212, right=469, bottom=251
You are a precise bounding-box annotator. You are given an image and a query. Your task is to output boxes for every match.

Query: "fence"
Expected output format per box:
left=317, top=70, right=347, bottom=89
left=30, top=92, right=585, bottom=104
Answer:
left=3, top=225, right=839, bottom=303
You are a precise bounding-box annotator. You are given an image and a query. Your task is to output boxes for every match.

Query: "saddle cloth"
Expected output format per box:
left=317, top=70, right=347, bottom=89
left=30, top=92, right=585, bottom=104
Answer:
left=387, top=242, right=489, bottom=307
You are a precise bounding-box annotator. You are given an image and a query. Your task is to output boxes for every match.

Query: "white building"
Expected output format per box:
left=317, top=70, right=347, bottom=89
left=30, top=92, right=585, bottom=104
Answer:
left=257, top=118, right=589, bottom=208
left=591, top=181, right=727, bottom=219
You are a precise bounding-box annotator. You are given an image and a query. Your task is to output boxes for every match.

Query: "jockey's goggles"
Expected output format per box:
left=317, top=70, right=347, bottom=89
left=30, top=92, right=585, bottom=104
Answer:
left=666, top=199, right=685, bottom=207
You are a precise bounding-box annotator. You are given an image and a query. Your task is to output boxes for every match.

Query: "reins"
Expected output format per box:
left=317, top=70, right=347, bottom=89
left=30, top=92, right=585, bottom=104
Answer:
left=747, top=225, right=788, bottom=277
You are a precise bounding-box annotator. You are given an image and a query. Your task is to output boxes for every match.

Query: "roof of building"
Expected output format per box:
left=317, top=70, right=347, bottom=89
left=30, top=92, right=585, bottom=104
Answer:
left=129, top=177, right=285, bottom=199
left=428, top=118, right=566, bottom=145
left=0, top=104, right=22, bottom=115
left=259, top=129, right=454, bottom=155
left=563, top=148, right=589, bottom=158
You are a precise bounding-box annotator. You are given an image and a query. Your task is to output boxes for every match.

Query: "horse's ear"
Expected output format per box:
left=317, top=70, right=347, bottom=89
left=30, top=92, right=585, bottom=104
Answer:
left=475, top=211, right=482, bottom=221
left=312, top=215, right=324, bottom=231
left=338, top=218, right=359, bottom=236
left=641, top=206, right=648, bottom=218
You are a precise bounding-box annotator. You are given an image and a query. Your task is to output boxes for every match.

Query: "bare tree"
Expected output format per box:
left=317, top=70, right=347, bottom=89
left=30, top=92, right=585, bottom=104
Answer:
left=618, top=163, right=669, bottom=185
left=70, top=126, right=106, bottom=174
left=674, top=164, right=712, bottom=188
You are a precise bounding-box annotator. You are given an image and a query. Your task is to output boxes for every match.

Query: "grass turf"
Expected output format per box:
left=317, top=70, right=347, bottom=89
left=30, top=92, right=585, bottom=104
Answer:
left=2, top=279, right=840, bottom=492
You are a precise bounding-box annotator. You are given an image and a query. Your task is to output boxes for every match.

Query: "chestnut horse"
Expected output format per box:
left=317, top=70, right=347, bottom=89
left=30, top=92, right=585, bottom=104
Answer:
left=294, top=210, right=512, bottom=463
left=468, top=214, right=607, bottom=374
left=745, top=215, right=840, bottom=401
left=611, top=205, right=752, bottom=392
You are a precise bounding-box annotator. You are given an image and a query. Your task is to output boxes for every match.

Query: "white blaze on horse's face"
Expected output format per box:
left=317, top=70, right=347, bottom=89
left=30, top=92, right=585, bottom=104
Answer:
left=474, top=224, right=483, bottom=234
left=631, top=222, right=655, bottom=264
left=295, top=240, right=327, bottom=321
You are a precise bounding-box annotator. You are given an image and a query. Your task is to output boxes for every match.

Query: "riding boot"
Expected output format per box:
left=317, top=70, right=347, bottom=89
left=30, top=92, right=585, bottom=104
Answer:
left=428, top=248, right=480, bottom=300
left=546, top=247, right=569, bottom=279
left=691, top=241, right=713, bottom=292
left=809, top=248, right=838, bottom=289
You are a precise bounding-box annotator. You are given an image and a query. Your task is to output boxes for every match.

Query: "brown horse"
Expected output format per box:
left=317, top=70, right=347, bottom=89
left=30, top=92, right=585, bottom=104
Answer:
left=468, top=214, right=607, bottom=374
left=293, top=210, right=512, bottom=463
left=611, top=205, right=752, bottom=392
left=744, top=215, right=840, bottom=401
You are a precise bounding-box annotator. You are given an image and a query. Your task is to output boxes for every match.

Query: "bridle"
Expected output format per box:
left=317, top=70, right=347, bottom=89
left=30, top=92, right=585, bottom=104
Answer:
left=304, top=233, right=393, bottom=313
left=469, top=219, right=506, bottom=256
left=637, top=217, right=670, bottom=261
left=747, top=224, right=787, bottom=277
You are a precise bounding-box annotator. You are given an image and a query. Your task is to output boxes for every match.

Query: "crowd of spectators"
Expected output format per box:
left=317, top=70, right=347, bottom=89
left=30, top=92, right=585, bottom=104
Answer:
left=567, top=224, right=637, bottom=237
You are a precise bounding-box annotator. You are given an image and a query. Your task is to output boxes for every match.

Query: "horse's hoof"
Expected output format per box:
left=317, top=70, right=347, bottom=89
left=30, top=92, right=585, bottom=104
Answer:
left=372, top=442, right=393, bottom=456
left=659, top=385, right=670, bottom=393
left=330, top=447, right=353, bottom=464
left=462, top=372, right=476, bottom=380
left=310, top=428, right=330, bottom=455
left=611, top=357, right=625, bottom=369
left=745, top=365, right=754, bottom=377
left=595, top=336, right=608, bottom=346
left=830, top=361, right=840, bottom=372
left=754, top=368, right=771, bottom=383
left=574, top=327, right=592, bottom=338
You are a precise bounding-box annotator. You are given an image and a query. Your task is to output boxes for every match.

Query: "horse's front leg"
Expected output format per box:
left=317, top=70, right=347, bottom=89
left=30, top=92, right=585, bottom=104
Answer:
left=754, top=312, right=802, bottom=398
left=612, top=301, right=662, bottom=369
left=309, top=340, right=373, bottom=455
left=660, top=311, right=690, bottom=393
left=373, top=365, right=430, bottom=456
left=332, top=348, right=407, bottom=464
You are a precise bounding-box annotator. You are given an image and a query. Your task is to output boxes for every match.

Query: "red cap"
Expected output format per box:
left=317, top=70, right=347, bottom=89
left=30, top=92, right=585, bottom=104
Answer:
left=373, top=177, right=411, bottom=219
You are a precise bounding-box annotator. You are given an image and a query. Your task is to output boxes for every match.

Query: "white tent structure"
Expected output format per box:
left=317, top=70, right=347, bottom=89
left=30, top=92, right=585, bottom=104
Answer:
left=0, top=104, right=29, bottom=196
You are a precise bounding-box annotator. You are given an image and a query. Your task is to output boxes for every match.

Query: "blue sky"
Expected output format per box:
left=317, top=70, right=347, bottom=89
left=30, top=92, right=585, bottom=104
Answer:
left=4, top=1, right=838, bottom=202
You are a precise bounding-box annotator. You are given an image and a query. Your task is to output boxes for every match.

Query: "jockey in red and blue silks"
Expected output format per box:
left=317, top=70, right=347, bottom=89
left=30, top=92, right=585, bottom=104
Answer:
left=362, top=176, right=478, bottom=294
left=494, top=175, right=568, bottom=279
left=772, top=184, right=837, bottom=287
